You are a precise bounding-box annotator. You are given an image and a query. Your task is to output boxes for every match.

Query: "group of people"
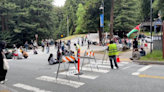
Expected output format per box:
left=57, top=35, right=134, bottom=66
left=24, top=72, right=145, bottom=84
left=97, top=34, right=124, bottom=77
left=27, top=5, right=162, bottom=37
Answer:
left=12, top=44, right=29, bottom=59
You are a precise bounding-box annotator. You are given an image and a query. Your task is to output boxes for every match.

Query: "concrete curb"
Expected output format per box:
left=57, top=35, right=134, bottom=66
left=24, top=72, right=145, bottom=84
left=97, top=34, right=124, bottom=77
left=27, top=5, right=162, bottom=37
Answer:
left=134, top=60, right=164, bottom=65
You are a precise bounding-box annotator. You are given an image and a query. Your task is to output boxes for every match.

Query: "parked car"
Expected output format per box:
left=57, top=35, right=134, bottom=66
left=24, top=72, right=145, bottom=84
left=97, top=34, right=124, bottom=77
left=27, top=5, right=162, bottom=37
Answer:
left=144, top=36, right=153, bottom=43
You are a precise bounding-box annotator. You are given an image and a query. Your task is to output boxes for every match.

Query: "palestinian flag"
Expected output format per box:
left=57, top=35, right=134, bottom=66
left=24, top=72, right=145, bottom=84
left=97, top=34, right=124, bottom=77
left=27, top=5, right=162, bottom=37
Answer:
left=127, top=24, right=140, bottom=38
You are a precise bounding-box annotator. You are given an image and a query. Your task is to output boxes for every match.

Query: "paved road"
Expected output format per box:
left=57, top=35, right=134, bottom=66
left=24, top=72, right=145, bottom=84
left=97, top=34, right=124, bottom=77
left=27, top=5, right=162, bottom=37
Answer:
left=0, top=34, right=162, bottom=92
left=0, top=46, right=164, bottom=92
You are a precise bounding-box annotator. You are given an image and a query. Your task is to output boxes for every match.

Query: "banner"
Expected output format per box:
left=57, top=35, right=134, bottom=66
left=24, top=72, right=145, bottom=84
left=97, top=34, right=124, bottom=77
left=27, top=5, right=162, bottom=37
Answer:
left=100, top=14, right=104, bottom=27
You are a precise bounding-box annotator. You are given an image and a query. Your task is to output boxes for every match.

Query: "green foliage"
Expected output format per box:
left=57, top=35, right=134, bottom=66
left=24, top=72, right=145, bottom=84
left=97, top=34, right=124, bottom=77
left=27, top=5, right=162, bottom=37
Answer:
left=0, top=0, right=55, bottom=46
left=75, top=4, right=85, bottom=34
left=153, top=0, right=164, bottom=19
left=141, top=50, right=164, bottom=61
left=1, top=0, right=164, bottom=47
left=114, top=0, right=140, bottom=31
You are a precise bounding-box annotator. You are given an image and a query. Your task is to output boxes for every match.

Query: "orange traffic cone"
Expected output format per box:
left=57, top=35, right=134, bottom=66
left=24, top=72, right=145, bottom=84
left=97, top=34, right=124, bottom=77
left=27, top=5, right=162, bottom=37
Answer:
left=116, top=55, right=121, bottom=63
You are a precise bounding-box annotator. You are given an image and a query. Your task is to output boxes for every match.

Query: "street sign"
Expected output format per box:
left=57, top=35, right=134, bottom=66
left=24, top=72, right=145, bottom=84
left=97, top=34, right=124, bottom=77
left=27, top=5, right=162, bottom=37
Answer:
left=61, top=35, right=63, bottom=37
left=100, top=14, right=104, bottom=27
left=67, top=70, right=78, bottom=75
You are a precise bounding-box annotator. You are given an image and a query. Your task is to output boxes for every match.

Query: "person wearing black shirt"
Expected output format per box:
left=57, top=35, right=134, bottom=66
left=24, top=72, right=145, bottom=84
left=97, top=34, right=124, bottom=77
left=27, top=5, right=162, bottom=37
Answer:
left=0, top=41, right=8, bottom=84
left=133, top=38, right=138, bottom=51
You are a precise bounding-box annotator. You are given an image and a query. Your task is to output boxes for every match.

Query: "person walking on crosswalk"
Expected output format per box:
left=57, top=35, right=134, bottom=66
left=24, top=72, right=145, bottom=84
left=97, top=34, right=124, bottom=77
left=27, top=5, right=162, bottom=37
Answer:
left=107, top=40, right=119, bottom=69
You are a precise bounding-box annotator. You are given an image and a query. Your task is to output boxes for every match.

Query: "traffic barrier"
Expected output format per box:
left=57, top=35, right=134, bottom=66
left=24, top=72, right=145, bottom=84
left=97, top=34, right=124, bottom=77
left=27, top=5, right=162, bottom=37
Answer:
left=102, top=50, right=108, bottom=64
left=75, top=49, right=83, bottom=75
left=56, top=54, right=80, bottom=79
left=81, top=50, right=99, bottom=71
left=62, top=56, right=75, bottom=62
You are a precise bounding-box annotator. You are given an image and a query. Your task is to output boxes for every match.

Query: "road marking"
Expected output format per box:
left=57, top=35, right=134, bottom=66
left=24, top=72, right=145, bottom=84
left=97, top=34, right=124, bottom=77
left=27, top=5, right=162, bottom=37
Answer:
left=0, top=85, right=18, bottom=92
left=138, top=74, right=164, bottom=80
left=13, top=83, right=51, bottom=92
left=138, top=66, right=152, bottom=72
left=54, top=72, right=98, bottom=79
left=85, top=64, right=110, bottom=68
left=132, top=72, right=140, bottom=75
left=70, top=67, right=109, bottom=73
left=122, top=65, right=135, bottom=70
left=120, top=59, right=131, bottom=61
left=120, top=62, right=129, bottom=64
left=36, top=76, right=84, bottom=88
left=132, top=65, right=152, bottom=76
left=0, top=90, right=10, bottom=92
left=96, top=62, right=124, bottom=66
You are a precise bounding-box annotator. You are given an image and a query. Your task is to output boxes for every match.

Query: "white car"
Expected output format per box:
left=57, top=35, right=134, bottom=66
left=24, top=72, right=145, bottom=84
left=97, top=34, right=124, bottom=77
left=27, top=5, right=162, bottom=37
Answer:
left=144, top=36, right=153, bottom=43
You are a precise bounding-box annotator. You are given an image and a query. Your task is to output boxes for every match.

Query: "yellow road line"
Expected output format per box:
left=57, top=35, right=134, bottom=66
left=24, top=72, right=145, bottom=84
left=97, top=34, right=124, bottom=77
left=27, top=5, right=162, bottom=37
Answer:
left=138, top=74, right=164, bottom=79
left=0, top=90, right=10, bottom=92
left=120, top=59, right=131, bottom=61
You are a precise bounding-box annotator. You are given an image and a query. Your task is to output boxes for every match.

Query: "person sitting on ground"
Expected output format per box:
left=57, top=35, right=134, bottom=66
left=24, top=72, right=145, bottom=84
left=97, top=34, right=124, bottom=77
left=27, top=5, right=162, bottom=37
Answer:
left=48, top=53, right=57, bottom=65
left=33, top=48, right=38, bottom=54
left=5, top=50, right=13, bottom=59
left=20, top=46, right=23, bottom=53
left=22, top=51, right=28, bottom=59
left=140, top=48, right=146, bottom=56
left=17, top=50, right=23, bottom=59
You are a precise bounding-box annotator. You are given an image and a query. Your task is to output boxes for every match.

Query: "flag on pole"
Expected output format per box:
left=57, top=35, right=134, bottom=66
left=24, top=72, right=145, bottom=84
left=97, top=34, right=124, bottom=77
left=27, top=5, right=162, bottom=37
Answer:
left=127, top=24, right=140, bottom=38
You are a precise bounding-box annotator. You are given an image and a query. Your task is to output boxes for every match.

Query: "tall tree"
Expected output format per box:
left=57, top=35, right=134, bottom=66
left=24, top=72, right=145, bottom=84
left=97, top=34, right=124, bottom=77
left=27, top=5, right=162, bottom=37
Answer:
left=114, top=0, right=140, bottom=32
left=75, top=3, right=85, bottom=34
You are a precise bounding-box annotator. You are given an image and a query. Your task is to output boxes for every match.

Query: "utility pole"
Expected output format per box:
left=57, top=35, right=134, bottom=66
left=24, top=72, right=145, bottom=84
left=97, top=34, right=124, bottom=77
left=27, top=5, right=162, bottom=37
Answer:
left=163, top=21, right=164, bottom=59
left=102, top=1, right=104, bottom=44
left=150, top=0, right=153, bottom=54
left=110, top=0, right=114, bottom=40
left=67, top=16, right=69, bottom=36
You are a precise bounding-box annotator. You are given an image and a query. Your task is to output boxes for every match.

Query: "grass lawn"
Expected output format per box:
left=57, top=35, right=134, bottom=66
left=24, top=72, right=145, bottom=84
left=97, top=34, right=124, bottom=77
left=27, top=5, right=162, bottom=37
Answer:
left=141, top=32, right=156, bottom=36
left=57, top=34, right=86, bottom=41
left=140, top=50, right=164, bottom=61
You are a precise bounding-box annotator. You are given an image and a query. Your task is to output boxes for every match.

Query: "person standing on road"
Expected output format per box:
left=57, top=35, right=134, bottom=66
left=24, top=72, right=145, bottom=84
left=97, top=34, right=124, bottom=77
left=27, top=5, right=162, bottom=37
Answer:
left=24, top=41, right=28, bottom=52
left=87, top=40, right=90, bottom=49
left=41, top=39, right=45, bottom=52
left=0, top=41, right=8, bottom=84
left=77, top=39, right=80, bottom=45
left=132, top=38, right=138, bottom=51
left=46, top=42, right=50, bottom=54
left=107, top=41, right=119, bottom=69
left=33, top=40, right=37, bottom=49
left=81, top=37, right=84, bottom=46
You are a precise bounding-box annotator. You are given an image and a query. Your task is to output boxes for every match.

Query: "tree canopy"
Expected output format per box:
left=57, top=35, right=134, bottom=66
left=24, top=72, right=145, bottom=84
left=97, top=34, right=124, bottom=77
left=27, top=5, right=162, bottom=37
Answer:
left=0, top=0, right=163, bottom=47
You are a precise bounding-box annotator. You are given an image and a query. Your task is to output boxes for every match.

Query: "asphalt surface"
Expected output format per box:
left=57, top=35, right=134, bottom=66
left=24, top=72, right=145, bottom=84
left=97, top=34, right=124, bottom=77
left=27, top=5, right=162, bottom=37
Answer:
left=1, top=34, right=164, bottom=92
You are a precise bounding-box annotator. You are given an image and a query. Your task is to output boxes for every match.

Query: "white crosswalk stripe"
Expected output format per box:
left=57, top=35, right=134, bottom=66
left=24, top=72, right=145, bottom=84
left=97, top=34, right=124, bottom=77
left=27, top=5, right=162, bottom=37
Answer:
left=12, top=60, right=132, bottom=91
left=54, top=72, right=98, bottom=79
left=13, top=83, right=51, bottom=92
left=70, top=67, right=109, bottom=73
left=36, top=76, right=85, bottom=88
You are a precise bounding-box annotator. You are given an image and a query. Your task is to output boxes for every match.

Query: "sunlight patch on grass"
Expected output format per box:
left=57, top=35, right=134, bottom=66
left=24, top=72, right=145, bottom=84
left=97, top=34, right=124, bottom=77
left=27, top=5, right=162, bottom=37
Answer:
left=57, top=34, right=86, bottom=41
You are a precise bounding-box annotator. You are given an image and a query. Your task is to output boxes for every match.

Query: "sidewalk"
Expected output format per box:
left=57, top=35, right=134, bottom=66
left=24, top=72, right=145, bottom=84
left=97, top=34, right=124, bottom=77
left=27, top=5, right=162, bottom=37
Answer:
left=85, top=44, right=151, bottom=62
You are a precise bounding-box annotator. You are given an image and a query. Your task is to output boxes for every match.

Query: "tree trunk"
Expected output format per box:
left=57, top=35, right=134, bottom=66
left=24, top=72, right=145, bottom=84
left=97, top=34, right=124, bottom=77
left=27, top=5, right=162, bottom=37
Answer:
left=5, top=13, right=9, bottom=31
left=1, top=15, right=5, bottom=31
left=110, top=0, right=114, bottom=40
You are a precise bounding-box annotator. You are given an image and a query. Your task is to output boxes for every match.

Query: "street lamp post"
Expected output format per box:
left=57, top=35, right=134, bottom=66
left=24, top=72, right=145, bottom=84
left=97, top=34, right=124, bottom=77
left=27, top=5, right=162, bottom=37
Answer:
left=99, top=1, right=104, bottom=45
left=150, top=0, right=153, bottom=54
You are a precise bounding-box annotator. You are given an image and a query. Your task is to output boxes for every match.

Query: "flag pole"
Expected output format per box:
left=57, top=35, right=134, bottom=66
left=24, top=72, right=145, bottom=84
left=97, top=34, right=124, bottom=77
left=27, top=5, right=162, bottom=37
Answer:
left=137, top=24, right=142, bottom=41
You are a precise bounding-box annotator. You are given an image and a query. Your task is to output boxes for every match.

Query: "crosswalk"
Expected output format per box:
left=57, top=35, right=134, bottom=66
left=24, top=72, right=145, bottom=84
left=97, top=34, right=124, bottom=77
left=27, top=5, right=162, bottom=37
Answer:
left=11, top=61, right=155, bottom=92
